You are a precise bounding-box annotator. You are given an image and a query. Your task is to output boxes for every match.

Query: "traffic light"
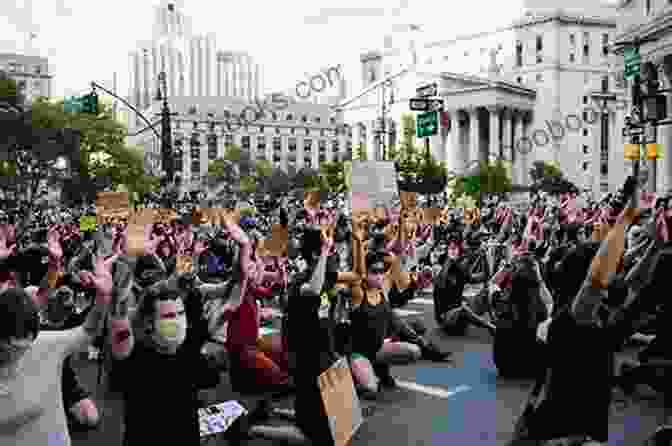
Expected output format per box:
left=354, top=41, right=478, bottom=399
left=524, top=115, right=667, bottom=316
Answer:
left=81, top=93, right=98, bottom=114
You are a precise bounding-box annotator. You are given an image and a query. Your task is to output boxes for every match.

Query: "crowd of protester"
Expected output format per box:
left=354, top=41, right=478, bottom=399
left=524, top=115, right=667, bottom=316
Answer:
left=0, top=176, right=671, bottom=446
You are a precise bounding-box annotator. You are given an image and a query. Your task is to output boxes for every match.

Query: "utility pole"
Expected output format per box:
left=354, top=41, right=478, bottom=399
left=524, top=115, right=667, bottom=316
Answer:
left=155, top=71, right=177, bottom=183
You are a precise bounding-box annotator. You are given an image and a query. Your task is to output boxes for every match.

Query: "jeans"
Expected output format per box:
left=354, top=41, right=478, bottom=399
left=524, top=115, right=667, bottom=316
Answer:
left=350, top=341, right=421, bottom=393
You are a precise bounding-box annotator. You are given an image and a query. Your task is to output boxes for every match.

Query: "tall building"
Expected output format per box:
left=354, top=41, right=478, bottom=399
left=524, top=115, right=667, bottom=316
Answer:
left=0, top=53, right=52, bottom=104
left=127, top=96, right=352, bottom=194
left=341, top=2, right=622, bottom=194
left=128, top=1, right=263, bottom=125
left=612, top=0, right=672, bottom=194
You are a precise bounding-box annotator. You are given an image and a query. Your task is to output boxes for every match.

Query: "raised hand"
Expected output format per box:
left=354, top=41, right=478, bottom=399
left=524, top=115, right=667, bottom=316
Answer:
left=193, top=238, right=208, bottom=257
left=79, top=253, right=119, bottom=303
left=0, top=225, right=16, bottom=260
left=144, top=224, right=162, bottom=256
left=47, top=225, right=63, bottom=263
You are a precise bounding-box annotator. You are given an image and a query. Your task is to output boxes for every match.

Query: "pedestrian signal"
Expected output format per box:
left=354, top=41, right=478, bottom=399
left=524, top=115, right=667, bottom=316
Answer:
left=646, top=143, right=662, bottom=160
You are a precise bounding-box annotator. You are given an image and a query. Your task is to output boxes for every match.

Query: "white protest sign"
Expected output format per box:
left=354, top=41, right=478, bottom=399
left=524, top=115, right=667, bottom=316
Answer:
left=349, top=161, right=397, bottom=211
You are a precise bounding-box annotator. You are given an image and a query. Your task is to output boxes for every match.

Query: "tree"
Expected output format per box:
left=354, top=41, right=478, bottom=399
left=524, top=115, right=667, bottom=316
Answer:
left=318, top=159, right=348, bottom=195
left=0, top=71, right=24, bottom=108
left=529, top=160, right=563, bottom=183
left=25, top=97, right=158, bottom=202
left=354, top=143, right=367, bottom=161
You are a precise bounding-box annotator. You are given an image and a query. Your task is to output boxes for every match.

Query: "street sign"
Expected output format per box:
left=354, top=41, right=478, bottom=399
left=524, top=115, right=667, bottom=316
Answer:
left=416, top=83, right=438, bottom=98
left=417, top=111, right=438, bottom=138
left=409, top=98, right=443, bottom=112
left=624, top=46, right=640, bottom=80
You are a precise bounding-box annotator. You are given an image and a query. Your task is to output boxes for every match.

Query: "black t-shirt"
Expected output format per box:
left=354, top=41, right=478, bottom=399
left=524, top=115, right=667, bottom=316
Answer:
left=349, top=294, right=392, bottom=359
left=286, top=269, right=339, bottom=445
left=115, top=343, right=217, bottom=446
left=532, top=308, right=613, bottom=442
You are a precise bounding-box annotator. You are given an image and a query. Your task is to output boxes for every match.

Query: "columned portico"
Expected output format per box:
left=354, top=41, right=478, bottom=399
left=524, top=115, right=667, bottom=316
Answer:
left=438, top=74, right=536, bottom=187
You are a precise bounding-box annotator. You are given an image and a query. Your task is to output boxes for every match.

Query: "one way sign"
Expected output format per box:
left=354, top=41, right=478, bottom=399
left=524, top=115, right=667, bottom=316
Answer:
left=409, top=98, right=443, bottom=112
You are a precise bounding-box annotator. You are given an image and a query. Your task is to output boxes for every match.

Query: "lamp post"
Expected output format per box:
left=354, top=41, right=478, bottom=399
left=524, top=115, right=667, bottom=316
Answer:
left=155, top=72, right=175, bottom=183
left=375, top=79, right=395, bottom=161
left=590, top=78, right=617, bottom=197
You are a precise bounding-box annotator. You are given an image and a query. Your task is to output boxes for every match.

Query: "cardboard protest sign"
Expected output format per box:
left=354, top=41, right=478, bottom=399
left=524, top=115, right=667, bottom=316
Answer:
left=96, top=192, right=129, bottom=224
left=318, top=357, right=364, bottom=446
left=176, top=255, right=194, bottom=273
left=127, top=209, right=154, bottom=257
left=261, top=224, right=289, bottom=257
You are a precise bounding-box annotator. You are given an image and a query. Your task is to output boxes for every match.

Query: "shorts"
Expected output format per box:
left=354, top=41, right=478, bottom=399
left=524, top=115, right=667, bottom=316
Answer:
left=62, top=356, right=91, bottom=409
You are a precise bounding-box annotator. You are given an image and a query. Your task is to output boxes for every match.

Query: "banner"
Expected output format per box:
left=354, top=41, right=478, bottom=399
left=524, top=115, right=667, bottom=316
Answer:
left=318, top=357, right=364, bottom=446
left=96, top=192, right=129, bottom=223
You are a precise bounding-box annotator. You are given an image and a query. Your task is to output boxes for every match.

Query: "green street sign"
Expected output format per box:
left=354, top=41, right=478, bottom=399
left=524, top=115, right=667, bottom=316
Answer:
left=417, top=110, right=438, bottom=138
left=63, top=97, right=83, bottom=113
left=624, top=46, right=640, bottom=80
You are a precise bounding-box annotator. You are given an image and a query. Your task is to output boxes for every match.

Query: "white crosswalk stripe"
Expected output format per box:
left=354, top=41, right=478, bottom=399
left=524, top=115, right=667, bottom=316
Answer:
left=395, top=381, right=471, bottom=399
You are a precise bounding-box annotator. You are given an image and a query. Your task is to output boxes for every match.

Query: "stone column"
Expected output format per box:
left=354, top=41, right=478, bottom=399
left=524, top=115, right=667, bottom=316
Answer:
left=448, top=109, right=463, bottom=174
left=469, top=107, right=481, bottom=165
left=520, top=110, right=532, bottom=186
left=514, top=111, right=526, bottom=186
left=501, top=108, right=513, bottom=181
left=487, top=105, right=501, bottom=162
left=661, top=55, right=672, bottom=193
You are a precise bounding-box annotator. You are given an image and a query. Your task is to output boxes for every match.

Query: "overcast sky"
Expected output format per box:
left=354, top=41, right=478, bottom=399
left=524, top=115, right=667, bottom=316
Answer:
left=0, top=0, right=593, bottom=102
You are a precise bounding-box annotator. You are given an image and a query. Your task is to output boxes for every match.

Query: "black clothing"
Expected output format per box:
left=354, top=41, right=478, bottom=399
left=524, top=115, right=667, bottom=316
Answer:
left=115, top=343, right=219, bottom=446
left=286, top=269, right=340, bottom=446
left=350, top=294, right=392, bottom=359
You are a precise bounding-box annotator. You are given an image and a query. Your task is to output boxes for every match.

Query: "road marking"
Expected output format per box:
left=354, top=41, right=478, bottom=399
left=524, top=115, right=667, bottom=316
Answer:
left=409, top=297, right=434, bottom=306
left=393, top=309, right=422, bottom=317
left=396, top=381, right=471, bottom=399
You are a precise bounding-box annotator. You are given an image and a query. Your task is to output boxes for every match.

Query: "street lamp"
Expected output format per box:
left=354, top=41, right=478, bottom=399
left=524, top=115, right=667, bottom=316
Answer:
left=155, top=71, right=175, bottom=183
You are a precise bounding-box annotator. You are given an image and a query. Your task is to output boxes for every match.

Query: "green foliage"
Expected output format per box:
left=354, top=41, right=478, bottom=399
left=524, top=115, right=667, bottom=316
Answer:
left=318, top=159, right=348, bottom=194
left=529, top=160, right=563, bottom=183
left=0, top=72, right=22, bottom=107
left=355, top=143, right=367, bottom=161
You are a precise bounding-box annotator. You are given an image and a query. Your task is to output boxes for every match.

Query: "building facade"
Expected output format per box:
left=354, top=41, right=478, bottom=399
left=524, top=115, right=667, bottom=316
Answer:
left=0, top=53, right=52, bottom=104
left=127, top=96, right=352, bottom=193
left=128, top=1, right=263, bottom=121
left=343, top=3, right=624, bottom=194
left=612, top=0, right=672, bottom=194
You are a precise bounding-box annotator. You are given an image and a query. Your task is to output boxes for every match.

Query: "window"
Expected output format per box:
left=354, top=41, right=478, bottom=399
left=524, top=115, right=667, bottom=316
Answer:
left=517, top=76, right=522, bottom=84
left=301, top=115, right=307, bottom=123
left=319, top=140, right=326, bottom=152
left=570, top=34, right=575, bottom=46
left=347, top=141, right=353, bottom=153
left=536, top=55, right=542, bottom=64
left=600, top=163, right=608, bottom=176
left=207, top=134, right=218, bottom=160
left=257, top=136, right=266, bottom=151
left=305, top=128, right=309, bottom=136
left=34, top=65, right=41, bottom=75
left=582, top=161, right=590, bottom=171
left=290, top=127, right=295, bottom=135
left=320, top=129, right=325, bottom=137
left=315, top=117, right=321, bottom=124
left=304, top=139, right=312, bottom=152
left=583, top=44, right=589, bottom=59
left=583, top=96, right=588, bottom=104
left=190, top=132, right=200, bottom=146
left=583, top=111, right=588, bottom=121
left=273, top=137, right=281, bottom=152
left=241, top=135, right=250, bottom=150
left=536, top=73, right=543, bottom=82
left=17, top=80, right=26, bottom=90
left=272, top=112, right=277, bottom=120
left=287, top=114, right=293, bottom=121
left=536, top=35, right=543, bottom=52
left=319, top=154, right=326, bottom=163
left=224, top=134, right=233, bottom=145
left=330, top=117, right=336, bottom=124
left=583, top=128, right=589, bottom=136
left=601, top=76, right=609, bottom=92
left=191, top=160, right=200, bottom=174
left=582, top=145, right=590, bottom=155
left=569, top=53, right=575, bottom=62
left=332, top=140, right=339, bottom=153
left=602, top=34, right=609, bottom=56
left=515, top=41, right=523, bottom=67
left=288, top=137, right=297, bottom=152
left=259, top=126, right=264, bottom=133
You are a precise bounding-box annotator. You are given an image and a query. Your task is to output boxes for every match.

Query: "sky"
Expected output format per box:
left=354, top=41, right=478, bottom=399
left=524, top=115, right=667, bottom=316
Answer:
left=0, top=0, right=542, bottom=102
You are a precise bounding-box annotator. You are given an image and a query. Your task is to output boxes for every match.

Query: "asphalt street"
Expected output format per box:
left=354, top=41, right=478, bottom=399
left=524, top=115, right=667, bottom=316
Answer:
left=69, top=285, right=668, bottom=446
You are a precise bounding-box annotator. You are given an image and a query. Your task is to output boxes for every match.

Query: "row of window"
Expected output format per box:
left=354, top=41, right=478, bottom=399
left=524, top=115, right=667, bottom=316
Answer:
left=2, top=63, right=44, bottom=75
left=187, top=106, right=337, bottom=126
left=515, top=32, right=610, bottom=67
left=173, top=121, right=352, bottom=138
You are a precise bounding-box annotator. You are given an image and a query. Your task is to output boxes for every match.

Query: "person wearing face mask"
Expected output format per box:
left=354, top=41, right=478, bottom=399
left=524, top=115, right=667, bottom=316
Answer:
left=39, top=281, right=101, bottom=430
left=107, top=279, right=220, bottom=446
left=0, top=249, right=117, bottom=446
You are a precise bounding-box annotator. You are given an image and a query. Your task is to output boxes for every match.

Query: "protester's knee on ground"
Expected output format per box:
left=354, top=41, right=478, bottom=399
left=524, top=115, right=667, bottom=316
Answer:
left=71, top=398, right=100, bottom=427
left=350, top=354, right=379, bottom=393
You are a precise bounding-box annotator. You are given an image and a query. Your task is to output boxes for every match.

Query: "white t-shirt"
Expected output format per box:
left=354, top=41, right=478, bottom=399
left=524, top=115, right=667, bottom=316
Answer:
left=0, top=327, right=92, bottom=446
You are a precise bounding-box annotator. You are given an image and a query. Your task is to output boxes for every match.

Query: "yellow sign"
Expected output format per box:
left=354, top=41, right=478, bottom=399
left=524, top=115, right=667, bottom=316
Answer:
left=646, top=143, right=662, bottom=160
left=624, top=143, right=640, bottom=160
